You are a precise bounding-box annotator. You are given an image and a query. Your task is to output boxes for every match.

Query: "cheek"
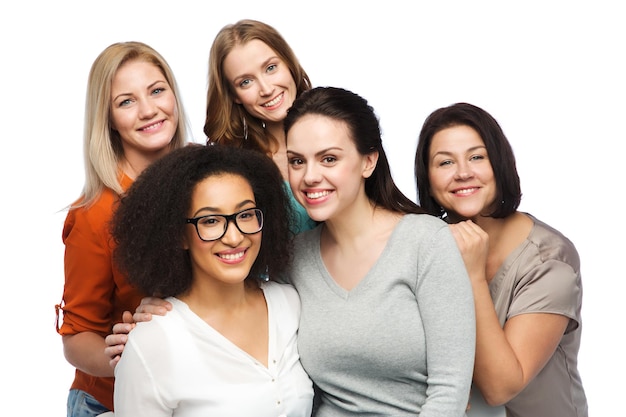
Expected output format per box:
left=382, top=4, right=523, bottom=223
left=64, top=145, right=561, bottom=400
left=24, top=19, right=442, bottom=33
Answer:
left=237, top=89, right=258, bottom=107
left=109, top=110, right=124, bottom=132
left=169, top=97, right=179, bottom=119
left=428, top=170, right=447, bottom=196
left=183, top=227, right=200, bottom=250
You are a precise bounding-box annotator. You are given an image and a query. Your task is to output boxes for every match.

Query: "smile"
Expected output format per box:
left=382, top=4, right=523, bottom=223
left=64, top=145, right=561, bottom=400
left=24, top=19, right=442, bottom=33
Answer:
left=305, top=190, right=331, bottom=199
left=262, top=92, right=283, bottom=108
left=139, top=120, right=163, bottom=131
left=217, top=250, right=245, bottom=261
left=453, top=187, right=478, bottom=195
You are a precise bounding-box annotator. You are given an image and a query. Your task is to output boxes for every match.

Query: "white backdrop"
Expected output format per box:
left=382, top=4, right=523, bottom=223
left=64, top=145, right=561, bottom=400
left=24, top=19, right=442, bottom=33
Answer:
left=1, top=1, right=622, bottom=415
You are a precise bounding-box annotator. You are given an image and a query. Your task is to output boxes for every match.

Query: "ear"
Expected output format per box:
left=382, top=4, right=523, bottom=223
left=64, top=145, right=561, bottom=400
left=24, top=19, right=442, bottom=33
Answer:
left=362, top=150, right=379, bottom=179
left=182, top=233, right=190, bottom=250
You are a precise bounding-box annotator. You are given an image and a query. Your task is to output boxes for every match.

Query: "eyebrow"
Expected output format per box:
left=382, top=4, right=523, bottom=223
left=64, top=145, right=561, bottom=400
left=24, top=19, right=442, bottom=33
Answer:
left=286, top=147, right=343, bottom=157
left=231, top=56, right=280, bottom=84
left=431, top=145, right=487, bottom=157
left=191, top=199, right=256, bottom=218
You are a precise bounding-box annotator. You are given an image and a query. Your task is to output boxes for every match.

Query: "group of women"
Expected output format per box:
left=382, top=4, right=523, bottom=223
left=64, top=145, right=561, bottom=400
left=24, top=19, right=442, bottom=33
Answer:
left=56, top=18, right=588, bottom=417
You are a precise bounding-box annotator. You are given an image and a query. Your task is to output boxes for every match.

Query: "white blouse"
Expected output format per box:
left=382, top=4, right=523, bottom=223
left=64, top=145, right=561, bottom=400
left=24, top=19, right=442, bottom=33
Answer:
left=114, top=281, right=313, bottom=417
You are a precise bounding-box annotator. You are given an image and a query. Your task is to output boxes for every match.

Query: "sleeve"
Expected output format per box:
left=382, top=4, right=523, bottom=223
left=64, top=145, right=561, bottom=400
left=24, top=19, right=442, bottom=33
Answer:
left=113, top=326, right=171, bottom=417
left=509, top=258, right=582, bottom=329
left=417, top=223, right=476, bottom=417
left=58, top=203, right=116, bottom=336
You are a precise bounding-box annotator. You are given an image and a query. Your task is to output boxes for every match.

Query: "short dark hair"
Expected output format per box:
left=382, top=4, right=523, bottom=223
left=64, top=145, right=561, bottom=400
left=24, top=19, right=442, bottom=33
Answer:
left=112, top=144, right=294, bottom=297
left=414, top=102, right=521, bottom=219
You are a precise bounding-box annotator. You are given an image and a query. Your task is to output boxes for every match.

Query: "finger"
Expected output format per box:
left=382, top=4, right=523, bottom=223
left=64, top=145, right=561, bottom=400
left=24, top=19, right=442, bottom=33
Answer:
left=122, top=310, right=134, bottom=324
left=111, top=322, right=133, bottom=335
left=133, top=312, right=153, bottom=323
left=108, top=354, right=121, bottom=369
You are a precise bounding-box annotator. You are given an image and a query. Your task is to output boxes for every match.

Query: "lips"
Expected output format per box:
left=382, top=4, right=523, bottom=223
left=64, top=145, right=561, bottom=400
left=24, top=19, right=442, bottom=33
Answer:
left=305, top=190, right=331, bottom=199
left=452, top=187, right=479, bottom=195
left=138, top=120, right=164, bottom=131
left=262, top=92, right=283, bottom=108
left=217, top=249, right=246, bottom=262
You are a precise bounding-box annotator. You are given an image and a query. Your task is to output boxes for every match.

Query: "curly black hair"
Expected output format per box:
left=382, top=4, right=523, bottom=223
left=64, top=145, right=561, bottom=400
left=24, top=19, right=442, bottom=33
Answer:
left=111, top=143, right=294, bottom=297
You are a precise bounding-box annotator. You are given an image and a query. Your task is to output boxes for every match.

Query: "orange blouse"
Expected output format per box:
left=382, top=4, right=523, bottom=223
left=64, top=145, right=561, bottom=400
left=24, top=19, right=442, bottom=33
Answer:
left=56, top=174, right=144, bottom=411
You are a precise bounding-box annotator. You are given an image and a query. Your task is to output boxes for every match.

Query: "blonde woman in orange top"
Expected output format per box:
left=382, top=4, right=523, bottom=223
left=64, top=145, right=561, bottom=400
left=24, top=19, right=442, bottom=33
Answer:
left=55, top=41, right=190, bottom=417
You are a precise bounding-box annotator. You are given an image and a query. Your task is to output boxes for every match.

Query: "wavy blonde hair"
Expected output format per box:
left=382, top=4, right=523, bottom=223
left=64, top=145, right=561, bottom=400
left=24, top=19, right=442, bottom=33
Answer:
left=204, top=19, right=311, bottom=155
left=73, top=41, right=189, bottom=208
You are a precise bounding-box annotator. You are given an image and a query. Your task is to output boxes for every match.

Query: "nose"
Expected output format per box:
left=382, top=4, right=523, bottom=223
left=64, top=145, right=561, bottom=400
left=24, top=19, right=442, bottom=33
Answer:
left=258, top=77, right=273, bottom=97
left=138, top=98, right=158, bottom=119
left=454, top=162, right=473, bottom=180
left=221, top=218, right=244, bottom=246
left=303, top=163, right=322, bottom=185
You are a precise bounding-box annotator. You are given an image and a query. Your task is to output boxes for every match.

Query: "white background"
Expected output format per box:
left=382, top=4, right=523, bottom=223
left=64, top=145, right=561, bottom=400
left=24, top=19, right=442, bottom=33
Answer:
left=1, top=1, right=622, bottom=415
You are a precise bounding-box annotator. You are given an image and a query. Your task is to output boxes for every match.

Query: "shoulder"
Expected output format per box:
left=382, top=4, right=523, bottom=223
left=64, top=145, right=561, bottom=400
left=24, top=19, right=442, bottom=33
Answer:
left=261, top=281, right=301, bottom=320
left=62, top=189, right=120, bottom=241
left=526, top=214, right=580, bottom=269
left=130, top=299, right=185, bottom=342
left=395, top=213, right=452, bottom=241
left=262, top=281, right=299, bottom=305
left=67, top=188, right=119, bottom=224
left=401, top=213, right=447, bottom=229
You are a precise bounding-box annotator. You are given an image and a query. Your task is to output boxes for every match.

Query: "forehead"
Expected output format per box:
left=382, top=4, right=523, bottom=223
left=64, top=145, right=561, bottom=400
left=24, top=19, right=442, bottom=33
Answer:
left=287, top=114, right=353, bottom=151
left=111, top=59, right=163, bottom=91
left=223, top=39, right=278, bottom=76
left=191, top=173, right=254, bottom=207
left=430, top=125, right=485, bottom=152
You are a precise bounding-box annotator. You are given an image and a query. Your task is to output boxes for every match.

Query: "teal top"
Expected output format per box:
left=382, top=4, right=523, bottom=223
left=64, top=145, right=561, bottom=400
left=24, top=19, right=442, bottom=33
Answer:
left=283, top=181, right=317, bottom=235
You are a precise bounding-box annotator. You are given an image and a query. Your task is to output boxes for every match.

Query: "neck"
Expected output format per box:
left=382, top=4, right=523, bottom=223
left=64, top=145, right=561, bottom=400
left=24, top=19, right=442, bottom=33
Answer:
left=120, top=147, right=169, bottom=179
left=178, top=277, right=258, bottom=314
left=323, top=196, right=378, bottom=245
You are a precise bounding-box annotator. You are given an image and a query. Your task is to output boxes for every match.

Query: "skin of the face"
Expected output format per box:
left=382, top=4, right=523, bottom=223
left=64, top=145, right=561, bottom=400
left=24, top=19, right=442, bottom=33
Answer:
left=182, top=173, right=262, bottom=287
left=223, top=39, right=297, bottom=128
left=427, top=125, right=497, bottom=222
left=110, top=60, right=178, bottom=161
left=286, top=114, right=377, bottom=223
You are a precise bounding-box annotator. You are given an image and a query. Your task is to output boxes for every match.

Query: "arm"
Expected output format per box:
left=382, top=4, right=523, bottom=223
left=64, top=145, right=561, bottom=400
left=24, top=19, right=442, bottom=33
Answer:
left=418, top=224, right=476, bottom=417
left=60, top=207, right=119, bottom=377
left=105, top=297, right=173, bottom=369
left=63, top=332, right=114, bottom=377
left=450, top=221, right=569, bottom=406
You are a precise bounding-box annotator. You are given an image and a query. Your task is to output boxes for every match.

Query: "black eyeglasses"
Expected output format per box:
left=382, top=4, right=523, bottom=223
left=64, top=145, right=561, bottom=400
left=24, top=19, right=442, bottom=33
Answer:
left=186, top=208, right=264, bottom=242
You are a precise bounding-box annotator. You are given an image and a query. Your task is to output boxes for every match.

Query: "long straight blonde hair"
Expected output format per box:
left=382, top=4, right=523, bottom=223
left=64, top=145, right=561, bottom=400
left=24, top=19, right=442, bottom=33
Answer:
left=73, top=41, right=189, bottom=209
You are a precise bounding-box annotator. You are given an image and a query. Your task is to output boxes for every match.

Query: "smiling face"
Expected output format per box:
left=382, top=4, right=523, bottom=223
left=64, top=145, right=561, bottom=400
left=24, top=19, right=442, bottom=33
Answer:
left=286, top=114, right=377, bottom=223
left=223, top=39, right=297, bottom=127
left=427, top=125, right=497, bottom=222
left=110, top=59, right=178, bottom=160
left=183, top=173, right=262, bottom=286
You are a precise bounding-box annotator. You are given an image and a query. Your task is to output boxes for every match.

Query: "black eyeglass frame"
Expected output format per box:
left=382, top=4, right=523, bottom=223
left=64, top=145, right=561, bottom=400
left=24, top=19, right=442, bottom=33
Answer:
left=186, top=208, right=264, bottom=242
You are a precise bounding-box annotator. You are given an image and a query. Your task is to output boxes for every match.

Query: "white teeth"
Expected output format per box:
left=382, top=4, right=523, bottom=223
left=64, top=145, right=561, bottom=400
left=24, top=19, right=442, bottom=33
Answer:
left=142, top=121, right=162, bottom=131
left=454, top=188, right=476, bottom=195
left=218, top=251, right=244, bottom=260
left=263, top=93, right=282, bottom=107
left=306, top=190, right=331, bottom=199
